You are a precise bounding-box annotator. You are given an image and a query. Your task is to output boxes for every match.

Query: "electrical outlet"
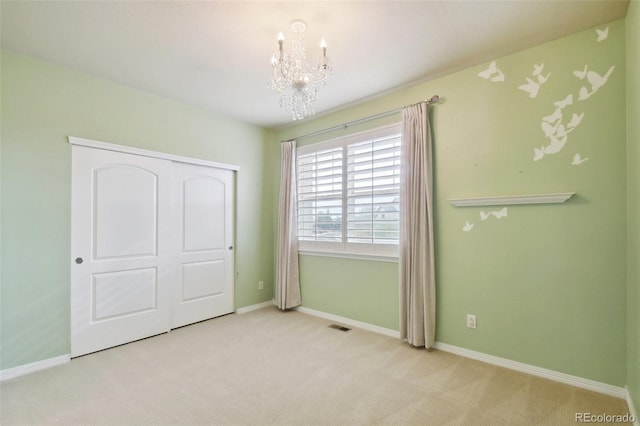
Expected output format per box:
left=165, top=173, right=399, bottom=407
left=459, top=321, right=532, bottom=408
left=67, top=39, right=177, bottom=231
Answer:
left=466, top=314, right=477, bottom=329
left=258, top=281, right=264, bottom=290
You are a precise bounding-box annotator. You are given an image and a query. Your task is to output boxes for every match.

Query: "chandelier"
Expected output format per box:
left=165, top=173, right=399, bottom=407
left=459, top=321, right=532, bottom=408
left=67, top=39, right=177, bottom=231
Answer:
left=269, top=20, right=332, bottom=121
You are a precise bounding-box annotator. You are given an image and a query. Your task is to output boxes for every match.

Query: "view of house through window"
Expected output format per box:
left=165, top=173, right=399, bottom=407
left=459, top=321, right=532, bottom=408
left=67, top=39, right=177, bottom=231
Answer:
left=297, top=123, right=401, bottom=258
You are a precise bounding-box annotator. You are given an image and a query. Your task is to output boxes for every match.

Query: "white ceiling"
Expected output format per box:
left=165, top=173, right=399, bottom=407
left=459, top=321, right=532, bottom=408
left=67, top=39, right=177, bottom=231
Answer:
left=1, top=1, right=630, bottom=129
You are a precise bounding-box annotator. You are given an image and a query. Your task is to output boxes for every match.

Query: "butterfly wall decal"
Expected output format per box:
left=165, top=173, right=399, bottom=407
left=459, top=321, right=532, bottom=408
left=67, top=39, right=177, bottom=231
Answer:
left=596, top=27, right=609, bottom=42
left=571, top=153, right=590, bottom=165
left=492, top=207, right=508, bottom=219
left=519, top=63, right=550, bottom=98
left=554, top=94, right=573, bottom=109
left=478, top=61, right=505, bottom=83
left=577, top=66, right=615, bottom=100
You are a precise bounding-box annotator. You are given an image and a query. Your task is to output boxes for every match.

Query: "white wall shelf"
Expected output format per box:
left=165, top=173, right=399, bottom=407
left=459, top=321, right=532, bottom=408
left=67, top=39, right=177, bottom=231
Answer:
left=448, top=192, right=575, bottom=207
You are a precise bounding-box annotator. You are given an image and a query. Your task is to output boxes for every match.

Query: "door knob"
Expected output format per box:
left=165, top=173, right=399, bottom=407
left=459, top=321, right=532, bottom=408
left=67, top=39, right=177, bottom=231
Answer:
left=75, top=257, right=84, bottom=264
left=228, top=246, right=233, bottom=250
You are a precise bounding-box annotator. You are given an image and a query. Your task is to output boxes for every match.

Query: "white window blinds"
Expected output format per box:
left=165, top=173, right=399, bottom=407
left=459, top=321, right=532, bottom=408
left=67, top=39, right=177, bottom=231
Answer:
left=296, top=123, right=401, bottom=259
left=297, top=147, right=343, bottom=242
left=347, top=133, right=401, bottom=245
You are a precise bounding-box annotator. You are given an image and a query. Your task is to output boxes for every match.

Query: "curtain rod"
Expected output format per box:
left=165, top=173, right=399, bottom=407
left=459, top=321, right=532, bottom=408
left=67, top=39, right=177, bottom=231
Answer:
left=286, top=95, right=441, bottom=142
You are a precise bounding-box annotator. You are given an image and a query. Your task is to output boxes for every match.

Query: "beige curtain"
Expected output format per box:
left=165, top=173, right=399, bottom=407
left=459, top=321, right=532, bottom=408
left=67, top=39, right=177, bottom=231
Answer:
left=276, top=140, right=302, bottom=310
left=399, top=102, right=436, bottom=348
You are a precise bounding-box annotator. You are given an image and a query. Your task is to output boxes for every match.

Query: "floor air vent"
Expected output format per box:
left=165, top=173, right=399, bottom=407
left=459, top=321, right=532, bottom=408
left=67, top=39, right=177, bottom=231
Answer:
left=328, top=324, right=351, bottom=332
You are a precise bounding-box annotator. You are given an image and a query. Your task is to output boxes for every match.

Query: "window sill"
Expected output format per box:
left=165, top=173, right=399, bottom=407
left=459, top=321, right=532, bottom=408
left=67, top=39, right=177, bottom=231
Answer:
left=298, top=249, right=399, bottom=263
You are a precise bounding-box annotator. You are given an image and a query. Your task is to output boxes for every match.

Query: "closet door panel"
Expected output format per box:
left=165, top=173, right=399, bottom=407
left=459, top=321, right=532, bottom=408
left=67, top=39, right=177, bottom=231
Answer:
left=181, top=260, right=225, bottom=301
left=182, top=176, right=225, bottom=252
left=171, top=162, right=234, bottom=329
left=93, top=166, right=158, bottom=259
left=71, top=146, right=172, bottom=357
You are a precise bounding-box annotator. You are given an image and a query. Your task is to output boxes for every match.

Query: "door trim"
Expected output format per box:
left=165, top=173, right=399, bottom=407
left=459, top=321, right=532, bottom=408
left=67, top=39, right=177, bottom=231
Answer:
left=68, top=136, right=240, bottom=171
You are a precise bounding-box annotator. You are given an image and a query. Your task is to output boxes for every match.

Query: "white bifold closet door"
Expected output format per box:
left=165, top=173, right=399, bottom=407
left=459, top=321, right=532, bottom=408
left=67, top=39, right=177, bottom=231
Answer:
left=71, top=144, right=234, bottom=358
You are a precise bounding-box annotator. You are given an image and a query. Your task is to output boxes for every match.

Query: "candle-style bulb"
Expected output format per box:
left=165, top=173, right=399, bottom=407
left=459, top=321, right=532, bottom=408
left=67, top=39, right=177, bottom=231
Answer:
left=277, top=32, right=284, bottom=54
left=320, top=38, right=327, bottom=49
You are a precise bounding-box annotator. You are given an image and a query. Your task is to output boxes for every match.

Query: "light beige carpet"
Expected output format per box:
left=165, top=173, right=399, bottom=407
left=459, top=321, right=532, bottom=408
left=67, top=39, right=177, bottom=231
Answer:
left=0, top=307, right=631, bottom=425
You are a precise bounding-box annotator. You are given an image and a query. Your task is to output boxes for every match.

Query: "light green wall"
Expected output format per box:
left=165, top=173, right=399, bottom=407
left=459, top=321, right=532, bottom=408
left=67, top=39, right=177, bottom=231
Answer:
left=299, top=256, right=399, bottom=330
left=275, top=20, right=627, bottom=386
left=0, top=50, right=275, bottom=370
left=626, top=0, right=640, bottom=413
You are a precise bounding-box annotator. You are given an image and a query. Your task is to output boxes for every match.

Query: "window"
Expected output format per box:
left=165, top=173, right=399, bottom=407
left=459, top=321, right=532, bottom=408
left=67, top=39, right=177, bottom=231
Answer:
left=297, top=124, right=401, bottom=260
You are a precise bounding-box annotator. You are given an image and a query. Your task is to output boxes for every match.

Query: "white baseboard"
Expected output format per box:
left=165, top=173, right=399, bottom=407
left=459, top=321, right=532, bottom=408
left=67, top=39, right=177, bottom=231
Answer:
left=434, top=342, right=627, bottom=399
left=0, top=354, right=70, bottom=382
left=293, top=307, right=630, bottom=402
left=294, top=306, right=401, bottom=339
left=236, top=300, right=275, bottom=314
left=626, top=388, right=640, bottom=426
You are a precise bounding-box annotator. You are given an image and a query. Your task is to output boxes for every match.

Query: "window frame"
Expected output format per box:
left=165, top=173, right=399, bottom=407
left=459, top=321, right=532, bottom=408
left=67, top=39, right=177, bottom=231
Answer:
left=296, top=123, right=402, bottom=262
